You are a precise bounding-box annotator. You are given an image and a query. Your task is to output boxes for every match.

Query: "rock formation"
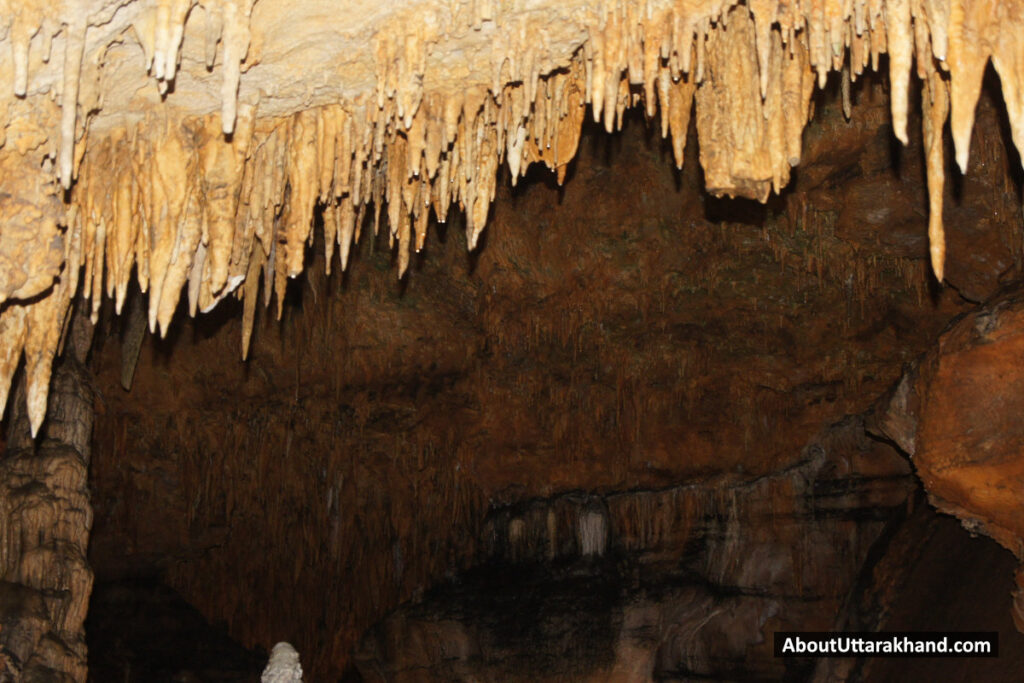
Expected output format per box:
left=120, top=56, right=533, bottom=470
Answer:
left=353, top=418, right=915, bottom=681
left=872, top=288, right=1024, bottom=633
left=2, top=0, right=1024, bottom=430
left=261, top=642, right=303, bottom=683
left=0, top=311, right=93, bottom=681
left=0, top=0, right=1023, bottom=680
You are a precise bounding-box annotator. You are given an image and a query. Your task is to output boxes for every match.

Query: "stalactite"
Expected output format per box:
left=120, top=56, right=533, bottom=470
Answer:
left=922, top=67, right=950, bottom=281
left=0, top=0, right=1022, bottom=422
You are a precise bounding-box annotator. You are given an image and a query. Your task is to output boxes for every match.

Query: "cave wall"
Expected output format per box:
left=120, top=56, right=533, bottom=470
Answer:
left=354, top=418, right=915, bottom=681
left=867, top=286, right=1024, bottom=633
left=84, top=75, right=1022, bottom=679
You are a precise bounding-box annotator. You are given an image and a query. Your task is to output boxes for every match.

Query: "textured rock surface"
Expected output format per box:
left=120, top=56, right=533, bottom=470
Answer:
left=815, top=510, right=1024, bottom=682
left=354, top=418, right=915, bottom=681
left=903, top=288, right=1024, bottom=631
left=3, top=0, right=1024, bottom=429
left=0, top=314, right=94, bottom=682
left=0, top=2, right=1018, bottom=679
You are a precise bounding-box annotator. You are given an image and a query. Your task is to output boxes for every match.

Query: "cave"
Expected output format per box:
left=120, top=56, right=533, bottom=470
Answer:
left=2, top=1, right=1024, bottom=682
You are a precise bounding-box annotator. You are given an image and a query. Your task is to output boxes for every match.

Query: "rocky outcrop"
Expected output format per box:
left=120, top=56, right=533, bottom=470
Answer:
left=880, top=288, right=1024, bottom=633
left=869, top=285, right=1024, bottom=632
left=354, top=418, right=916, bottom=681
left=0, top=312, right=94, bottom=682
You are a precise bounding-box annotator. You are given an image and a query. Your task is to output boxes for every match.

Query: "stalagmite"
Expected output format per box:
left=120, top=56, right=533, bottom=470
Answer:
left=1, top=310, right=95, bottom=681
left=261, top=642, right=303, bottom=683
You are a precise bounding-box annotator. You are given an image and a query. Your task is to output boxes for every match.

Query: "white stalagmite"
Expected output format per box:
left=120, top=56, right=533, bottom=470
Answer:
left=261, top=642, right=303, bottom=683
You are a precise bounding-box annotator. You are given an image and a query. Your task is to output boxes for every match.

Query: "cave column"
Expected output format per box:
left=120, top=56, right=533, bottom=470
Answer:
left=0, top=309, right=94, bottom=682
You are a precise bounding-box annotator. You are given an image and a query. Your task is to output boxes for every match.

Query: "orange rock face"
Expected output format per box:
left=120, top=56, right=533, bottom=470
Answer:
left=913, top=290, right=1024, bottom=630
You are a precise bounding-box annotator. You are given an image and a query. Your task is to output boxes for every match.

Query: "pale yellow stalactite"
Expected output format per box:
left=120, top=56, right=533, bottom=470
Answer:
left=153, top=0, right=172, bottom=80
left=157, top=186, right=203, bottom=334
left=24, top=267, right=74, bottom=436
left=990, top=9, right=1024, bottom=171
left=203, top=0, right=224, bottom=69
left=668, top=73, right=696, bottom=170
left=144, top=116, right=194, bottom=333
left=887, top=0, right=913, bottom=145
left=283, top=110, right=319, bottom=278
left=947, top=0, right=994, bottom=172
left=923, top=68, right=950, bottom=281
left=240, top=244, right=263, bottom=360
left=338, top=195, right=357, bottom=272
left=749, top=0, right=778, bottom=98
left=110, top=134, right=136, bottom=314
left=220, top=0, right=253, bottom=135
left=188, top=239, right=207, bottom=316
left=414, top=182, right=430, bottom=253
left=317, top=107, right=338, bottom=201
left=10, top=8, right=44, bottom=97
left=0, top=304, right=29, bottom=419
left=60, top=22, right=86, bottom=189
left=199, top=105, right=255, bottom=294
left=697, top=6, right=772, bottom=200
left=782, top=36, right=815, bottom=167
left=163, top=0, right=193, bottom=81
left=924, top=0, right=951, bottom=60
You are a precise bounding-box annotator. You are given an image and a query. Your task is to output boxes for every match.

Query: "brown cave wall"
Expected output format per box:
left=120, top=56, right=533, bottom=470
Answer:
left=355, top=417, right=917, bottom=682
left=87, top=74, right=1019, bottom=679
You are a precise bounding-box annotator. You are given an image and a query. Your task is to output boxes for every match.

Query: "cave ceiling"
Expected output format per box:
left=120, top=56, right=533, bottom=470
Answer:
left=0, top=0, right=1023, bottom=437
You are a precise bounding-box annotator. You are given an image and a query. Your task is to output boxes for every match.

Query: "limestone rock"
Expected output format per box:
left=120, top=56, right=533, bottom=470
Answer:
left=2, top=0, right=1024, bottom=422
left=909, top=288, right=1024, bottom=633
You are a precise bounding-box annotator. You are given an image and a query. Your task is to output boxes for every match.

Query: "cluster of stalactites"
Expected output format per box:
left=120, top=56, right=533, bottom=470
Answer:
left=0, top=0, right=254, bottom=436
left=0, top=0, right=253, bottom=191
left=3, top=0, right=1024, bottom=436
